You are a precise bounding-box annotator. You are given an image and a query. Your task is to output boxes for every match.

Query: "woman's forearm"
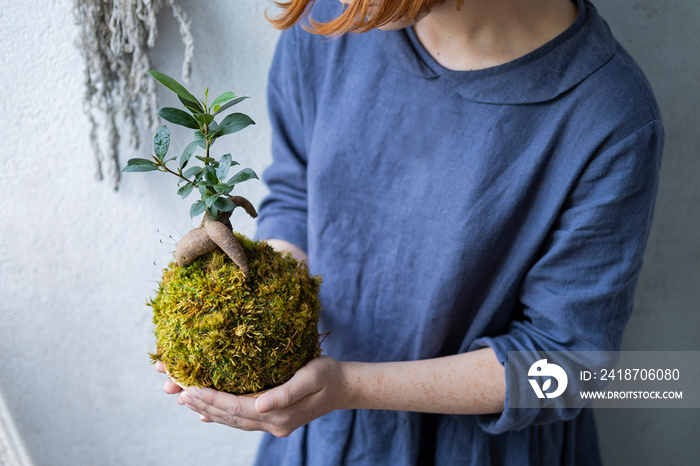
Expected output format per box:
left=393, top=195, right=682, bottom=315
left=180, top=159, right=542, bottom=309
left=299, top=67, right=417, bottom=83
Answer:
left=340, top=347, right=505, bottom=415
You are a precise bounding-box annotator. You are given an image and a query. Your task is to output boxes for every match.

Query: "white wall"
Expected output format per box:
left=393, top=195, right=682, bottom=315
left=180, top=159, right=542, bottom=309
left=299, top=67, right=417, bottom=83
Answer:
left=0, top=1, right=697, bottom=465
left=0, top=1, right=277, bottom=464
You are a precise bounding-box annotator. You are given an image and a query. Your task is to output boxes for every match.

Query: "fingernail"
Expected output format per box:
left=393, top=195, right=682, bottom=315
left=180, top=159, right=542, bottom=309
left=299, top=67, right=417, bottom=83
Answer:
left=257, top=395, right=274, bottom=413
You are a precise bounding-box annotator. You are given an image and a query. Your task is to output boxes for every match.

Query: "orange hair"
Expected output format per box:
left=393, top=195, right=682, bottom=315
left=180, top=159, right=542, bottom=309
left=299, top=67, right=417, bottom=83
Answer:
left=267, top=0, right=462, bottom=35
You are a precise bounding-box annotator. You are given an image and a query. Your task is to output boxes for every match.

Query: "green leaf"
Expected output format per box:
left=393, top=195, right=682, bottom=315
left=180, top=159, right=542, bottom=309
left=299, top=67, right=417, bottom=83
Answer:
left=204, top=193, right=220, bottom=208
left=179, top=140, right=199, bottom=169
left=123, top=164, right=158, bottom=172
left=215, top=113, right=255, bottom=136
left=125, top=158, right=157, bottom=166
left=213, top=196, right=236, bottom=212
left=213, top=96, right=250, bottom=116
left=194, top=129, right=216, bottom=149
left=193, top=113, right=215, bottom=126
left=149, top=71, right=202, bottom=110
left=199, top=184, right=209, bottom=196
left=183, top=166, right=202, bottom=178
left=214, top=183, right=233, bottom=195
left=179, top=96, right=203, bottom=114
left=195, top=155, right=216, bottom=164
left=157, top=107, right=200, bottom=130
left=216, top=154, right=233, bottom=180
left=153, top=125, right=170, bottom=159
left=190, top=200, right=206, bottom=218
left=194, top=130, right=207, bottom=148
left=211, top=91, right=236, bottom=110
left=177, top=183, right=195, bottom=199
left=204, top=165, right=219, bottom=185
left=208, top=205, right=219, bottom=219
left=226, top=168, right=259, bottom=186
left=122, top=158, right=158, bottom=172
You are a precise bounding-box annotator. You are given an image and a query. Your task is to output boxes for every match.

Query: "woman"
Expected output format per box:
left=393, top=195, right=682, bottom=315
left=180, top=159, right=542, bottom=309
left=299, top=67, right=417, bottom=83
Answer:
left=161, top=0, right=663, bottom=463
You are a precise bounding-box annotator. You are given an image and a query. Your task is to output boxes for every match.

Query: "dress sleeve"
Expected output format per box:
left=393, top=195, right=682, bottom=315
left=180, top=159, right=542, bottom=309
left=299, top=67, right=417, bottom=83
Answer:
left=255, top=27, right=310, bottom=253
left=470, top=120, right=664, bottom=433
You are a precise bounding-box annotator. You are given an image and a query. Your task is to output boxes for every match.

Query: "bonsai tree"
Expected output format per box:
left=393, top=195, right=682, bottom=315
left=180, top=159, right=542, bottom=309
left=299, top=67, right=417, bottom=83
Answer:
left=124, top=71, right=322, bottom=395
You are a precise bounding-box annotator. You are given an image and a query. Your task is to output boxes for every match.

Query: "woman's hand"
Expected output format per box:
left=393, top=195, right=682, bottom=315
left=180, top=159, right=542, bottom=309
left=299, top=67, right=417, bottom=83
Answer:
left=157, top=360, right=216, bottom=422
left=159, top=348, right=504, bottom=431
left=264, top=238, right=308, bottom=265
left=155, top=360, right=185, bottom=395
left=175, top=356, right=350, bottom=437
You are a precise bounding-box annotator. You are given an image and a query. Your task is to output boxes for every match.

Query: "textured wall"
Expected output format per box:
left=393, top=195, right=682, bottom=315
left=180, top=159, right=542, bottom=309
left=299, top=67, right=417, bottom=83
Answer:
left=0, top=1, right=697, bottom=465
left=591, top=2, right=700, bottom=464
left=0, top=1, right=276, bottom=464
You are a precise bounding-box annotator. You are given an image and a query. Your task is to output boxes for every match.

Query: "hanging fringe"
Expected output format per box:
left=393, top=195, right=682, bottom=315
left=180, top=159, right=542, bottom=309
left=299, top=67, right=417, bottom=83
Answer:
left=73, top=0, right=194, bottom=190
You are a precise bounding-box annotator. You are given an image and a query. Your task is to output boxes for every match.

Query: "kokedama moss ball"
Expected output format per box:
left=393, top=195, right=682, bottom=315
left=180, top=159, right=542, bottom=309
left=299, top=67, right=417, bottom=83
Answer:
left=149, top=234, right=322, bottom=395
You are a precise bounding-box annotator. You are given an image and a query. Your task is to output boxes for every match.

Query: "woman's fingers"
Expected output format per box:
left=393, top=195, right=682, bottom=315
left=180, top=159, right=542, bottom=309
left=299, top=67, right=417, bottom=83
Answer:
left=164, top=378, right=183, bottom=394
left=155, top=360, right=185, bottom=395
left=179, top=387, right=246, bottom=424
left=255, top=363, right=322, bottom=413
left=179, top=387, right=274, bottom=432
left=174, top=357, right=345, bottom=437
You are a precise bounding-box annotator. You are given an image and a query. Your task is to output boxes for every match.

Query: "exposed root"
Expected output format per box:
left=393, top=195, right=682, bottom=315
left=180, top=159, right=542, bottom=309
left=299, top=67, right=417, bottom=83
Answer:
left=173, top=196, right=256, bottom=279
left=229, top=196, right=258, bottom=219
left=174, top=226, right=217, bottom=267
left=204, top=215, right=249, bottom=278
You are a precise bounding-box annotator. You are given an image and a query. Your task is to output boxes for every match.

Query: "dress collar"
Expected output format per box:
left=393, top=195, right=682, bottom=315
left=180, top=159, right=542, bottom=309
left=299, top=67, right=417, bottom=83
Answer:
left=376, top=0, right=616, bottom=104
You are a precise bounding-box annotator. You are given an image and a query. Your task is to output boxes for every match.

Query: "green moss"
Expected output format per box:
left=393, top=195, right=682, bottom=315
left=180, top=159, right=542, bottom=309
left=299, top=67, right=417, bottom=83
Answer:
left=149, top=234, right=322, bottom=395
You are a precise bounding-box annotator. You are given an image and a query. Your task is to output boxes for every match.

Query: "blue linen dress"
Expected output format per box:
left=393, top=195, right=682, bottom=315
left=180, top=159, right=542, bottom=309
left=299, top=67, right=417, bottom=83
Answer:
left=254, top=0, right=664, bottom=464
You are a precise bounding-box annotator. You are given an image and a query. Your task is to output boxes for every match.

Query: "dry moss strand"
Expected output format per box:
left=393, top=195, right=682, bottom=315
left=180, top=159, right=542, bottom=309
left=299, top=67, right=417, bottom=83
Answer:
left=150, top=234, right=322, bottom=395
left=74, top=0, right=194, bottom=189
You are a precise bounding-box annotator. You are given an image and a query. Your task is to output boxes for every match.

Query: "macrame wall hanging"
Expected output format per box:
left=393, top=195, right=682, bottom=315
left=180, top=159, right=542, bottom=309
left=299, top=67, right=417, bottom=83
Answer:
left=74, top=0, right=194, bottom=190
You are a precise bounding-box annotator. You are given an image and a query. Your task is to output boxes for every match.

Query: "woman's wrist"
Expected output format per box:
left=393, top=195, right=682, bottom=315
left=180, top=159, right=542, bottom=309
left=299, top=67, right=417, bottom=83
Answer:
left=336, top=360, right=364, bottom=411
